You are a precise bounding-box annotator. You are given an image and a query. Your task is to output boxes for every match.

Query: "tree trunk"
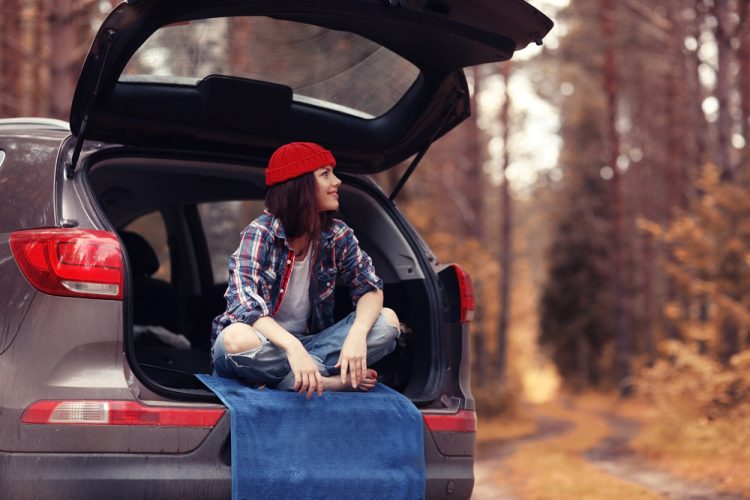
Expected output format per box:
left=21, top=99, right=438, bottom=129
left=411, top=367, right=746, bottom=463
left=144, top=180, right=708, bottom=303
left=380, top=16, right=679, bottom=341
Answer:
left=0, top=0, right=21, bottom=117
left=680, top=0, right=709, bottom=187
left=635, top=61, right=656, bottom=365
left=472, top=329, right=486, bottom=388
left=641, top=228, right=656, bottom=365
left=32, top=0, right=48, bottom=116
left=739, top=1, right=750, bottom=146
left=16, top=0, right=36, bottom=115
left=713, top=0, right=736, bottom=181
left=600, top=0, right=632, bottom=396
left=665, top=47, right=681, bottom=214
left=466, top=65, right=489, bottom=385
left=666, top=1, right=693, bottom=211
left=496, top=62, right=512, bottom=382
left=719, top=315, right=740, bottom=364
left=630, top=49, right=656, bottom=366
left=229, top=18, right=254, bottom=75
left=49, top=0, right=78, bottom=119
left=575, top=333, right=590, bottom=391
left=466, top=65, right=484, bottom=240
left=712, top=0, right=742, bottom=364
left=698, top=297, right=709, bottom=355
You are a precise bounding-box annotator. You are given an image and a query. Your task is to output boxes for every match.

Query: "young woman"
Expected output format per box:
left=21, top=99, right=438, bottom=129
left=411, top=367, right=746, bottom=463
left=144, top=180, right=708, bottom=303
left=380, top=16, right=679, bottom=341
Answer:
left=210, top=142, right=401, bottom=399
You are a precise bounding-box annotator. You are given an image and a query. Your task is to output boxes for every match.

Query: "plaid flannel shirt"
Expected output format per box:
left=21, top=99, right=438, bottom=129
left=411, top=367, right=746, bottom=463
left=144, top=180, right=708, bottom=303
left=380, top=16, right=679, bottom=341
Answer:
left=211, top=210, right=382, bottom=346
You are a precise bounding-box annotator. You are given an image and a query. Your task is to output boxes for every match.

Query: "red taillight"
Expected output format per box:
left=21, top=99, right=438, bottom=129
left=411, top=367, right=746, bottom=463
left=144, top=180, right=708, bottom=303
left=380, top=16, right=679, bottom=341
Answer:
left=423, top=410, right=476, bottom=432
left=451, top=264, right=475, bottom=323
left=10, top=228, right=123, bottom=300
left=22, top=400, right=225, bottom=428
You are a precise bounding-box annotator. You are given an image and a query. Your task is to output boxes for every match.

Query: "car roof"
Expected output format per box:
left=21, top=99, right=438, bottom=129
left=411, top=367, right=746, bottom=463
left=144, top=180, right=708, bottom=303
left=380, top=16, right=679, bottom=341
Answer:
left=0, top=118, right=70, bottom=132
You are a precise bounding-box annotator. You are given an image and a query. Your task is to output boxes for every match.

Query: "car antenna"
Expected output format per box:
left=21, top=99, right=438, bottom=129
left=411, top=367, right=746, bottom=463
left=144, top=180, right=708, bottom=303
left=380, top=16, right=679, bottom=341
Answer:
left=389, top=88, right=464, bottom=201
left=66, top=29, right=117, bottom=179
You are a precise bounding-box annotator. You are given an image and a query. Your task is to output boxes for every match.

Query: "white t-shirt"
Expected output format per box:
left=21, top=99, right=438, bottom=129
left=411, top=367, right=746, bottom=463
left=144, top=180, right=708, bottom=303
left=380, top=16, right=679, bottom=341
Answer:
left=273, top=245, right=312, bottom=334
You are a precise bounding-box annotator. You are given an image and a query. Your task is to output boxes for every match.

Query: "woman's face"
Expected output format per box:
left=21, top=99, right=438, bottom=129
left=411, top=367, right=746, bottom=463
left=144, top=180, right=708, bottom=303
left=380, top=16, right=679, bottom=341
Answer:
left=314, top=166, right=341, bottom=212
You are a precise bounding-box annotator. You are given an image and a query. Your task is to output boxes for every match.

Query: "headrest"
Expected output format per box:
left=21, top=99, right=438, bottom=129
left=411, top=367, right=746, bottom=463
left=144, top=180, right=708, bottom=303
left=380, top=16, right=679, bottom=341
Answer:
left=119, top=231, right=160, bottom=277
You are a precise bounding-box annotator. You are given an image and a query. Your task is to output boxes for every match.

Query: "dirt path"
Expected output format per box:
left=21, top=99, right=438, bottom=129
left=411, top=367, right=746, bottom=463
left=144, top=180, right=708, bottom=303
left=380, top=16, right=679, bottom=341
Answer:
left=585, top=413, right=747, bottom=500
left=472, top=401, right=748, bottom=499
left=473, top=417, right=572, bottom=499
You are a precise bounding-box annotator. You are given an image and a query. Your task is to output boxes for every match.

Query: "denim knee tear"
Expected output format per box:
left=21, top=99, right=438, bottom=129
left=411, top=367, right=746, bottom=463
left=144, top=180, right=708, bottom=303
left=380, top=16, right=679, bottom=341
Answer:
left=227, top=344, right=264, bottom=365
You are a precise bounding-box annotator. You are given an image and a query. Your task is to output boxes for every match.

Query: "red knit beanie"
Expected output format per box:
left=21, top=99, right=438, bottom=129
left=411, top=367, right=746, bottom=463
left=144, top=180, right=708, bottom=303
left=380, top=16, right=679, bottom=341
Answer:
left=265, top=142, right=336, bottom=187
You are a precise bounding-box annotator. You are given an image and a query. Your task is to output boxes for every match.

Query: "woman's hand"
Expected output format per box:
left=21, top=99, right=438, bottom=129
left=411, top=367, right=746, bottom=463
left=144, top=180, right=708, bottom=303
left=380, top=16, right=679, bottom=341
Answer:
left=335, top=326, right=368, bottom=388
left=285, top=341, right=323, bottom=399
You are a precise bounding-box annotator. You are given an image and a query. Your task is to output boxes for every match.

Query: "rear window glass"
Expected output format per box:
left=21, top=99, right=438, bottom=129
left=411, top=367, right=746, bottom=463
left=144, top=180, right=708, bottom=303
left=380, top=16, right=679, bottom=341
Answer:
left=121, top=16, right=420, bottom=119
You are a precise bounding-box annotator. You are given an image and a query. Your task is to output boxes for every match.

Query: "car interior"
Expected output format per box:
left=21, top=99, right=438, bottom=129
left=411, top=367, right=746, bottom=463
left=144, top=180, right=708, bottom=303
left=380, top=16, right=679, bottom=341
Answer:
left=86, top=155, right=434, bottom=396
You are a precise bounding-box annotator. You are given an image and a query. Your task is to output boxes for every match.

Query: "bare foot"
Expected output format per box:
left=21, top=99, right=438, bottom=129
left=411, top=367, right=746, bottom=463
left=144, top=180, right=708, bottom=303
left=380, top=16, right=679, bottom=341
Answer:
left=321, top=369, right=378, bottom=392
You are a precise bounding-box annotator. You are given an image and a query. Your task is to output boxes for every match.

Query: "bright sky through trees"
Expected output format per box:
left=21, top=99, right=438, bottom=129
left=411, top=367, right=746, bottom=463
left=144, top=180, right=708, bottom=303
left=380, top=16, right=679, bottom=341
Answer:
left=475, top=0, right=570, bottom=193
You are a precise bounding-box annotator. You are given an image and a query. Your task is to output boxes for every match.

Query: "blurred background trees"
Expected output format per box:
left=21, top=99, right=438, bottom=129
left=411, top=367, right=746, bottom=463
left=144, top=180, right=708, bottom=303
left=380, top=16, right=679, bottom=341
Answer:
left=2, top=0, right=750, bottom=414
left=532, top=0, right=750, bottom=405
left=0, top=0, right=111, bottom=118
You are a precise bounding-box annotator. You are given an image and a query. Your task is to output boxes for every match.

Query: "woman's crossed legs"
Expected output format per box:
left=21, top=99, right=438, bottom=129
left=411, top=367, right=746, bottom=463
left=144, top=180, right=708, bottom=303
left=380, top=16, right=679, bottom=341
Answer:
left=212, top=308, right=401, bottom=392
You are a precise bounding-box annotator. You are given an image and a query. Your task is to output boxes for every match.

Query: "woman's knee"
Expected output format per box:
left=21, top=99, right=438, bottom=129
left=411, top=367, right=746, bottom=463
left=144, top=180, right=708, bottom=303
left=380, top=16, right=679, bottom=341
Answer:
left=381, top=307, right=399, bottom=328
left=366, top=309, right=400, bottom=347
left=221, top=323, right=262, bottom=354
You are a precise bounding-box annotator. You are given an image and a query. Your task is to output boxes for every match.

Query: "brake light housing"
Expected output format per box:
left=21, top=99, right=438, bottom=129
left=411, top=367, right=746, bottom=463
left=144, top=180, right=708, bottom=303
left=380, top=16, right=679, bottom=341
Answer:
left=10, top=228, right=124, bottom=300
left=423, top=410, right=476, bottom=432
left=451, top=264, right=475, bottom=323
left=22, top=400, right=225, bottom=428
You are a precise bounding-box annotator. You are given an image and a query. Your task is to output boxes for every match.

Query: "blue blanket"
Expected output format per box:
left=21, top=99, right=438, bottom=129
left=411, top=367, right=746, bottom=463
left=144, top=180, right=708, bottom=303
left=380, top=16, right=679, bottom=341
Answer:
left=196, top=374, right=425, bottom=500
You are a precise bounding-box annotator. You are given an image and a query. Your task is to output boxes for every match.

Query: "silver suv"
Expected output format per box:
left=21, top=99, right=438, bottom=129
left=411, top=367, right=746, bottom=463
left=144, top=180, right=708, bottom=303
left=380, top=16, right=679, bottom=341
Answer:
left=0, top=1, right=551, bottom=498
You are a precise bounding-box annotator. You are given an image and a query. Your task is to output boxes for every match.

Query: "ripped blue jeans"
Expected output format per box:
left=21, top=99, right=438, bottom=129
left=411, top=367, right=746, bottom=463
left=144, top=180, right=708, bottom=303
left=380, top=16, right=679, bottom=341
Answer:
left=211, top=312, right=400, bottom=390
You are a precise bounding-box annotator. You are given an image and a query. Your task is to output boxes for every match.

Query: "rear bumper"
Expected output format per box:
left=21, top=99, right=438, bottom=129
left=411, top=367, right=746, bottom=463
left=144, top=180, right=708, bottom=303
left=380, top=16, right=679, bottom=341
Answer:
left=0, top=417, right=231, bottom=500
left=424, top=426, right=475, bottom=499
left=0, top=420, right=474, bottom=500
left=0, top=452, right=231, bottom=500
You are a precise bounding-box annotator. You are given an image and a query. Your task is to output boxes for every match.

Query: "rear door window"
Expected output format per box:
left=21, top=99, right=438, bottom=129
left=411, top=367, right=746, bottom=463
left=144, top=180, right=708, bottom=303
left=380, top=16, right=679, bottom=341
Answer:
left=122, top=211, right=171, bottom=282
left=198, top=200, right=266, bottom=285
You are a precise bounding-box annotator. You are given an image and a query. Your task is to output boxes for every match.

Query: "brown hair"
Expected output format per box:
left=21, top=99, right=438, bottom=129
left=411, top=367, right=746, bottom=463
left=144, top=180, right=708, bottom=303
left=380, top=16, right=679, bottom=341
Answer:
left=265, top=172, right=334, bottom=243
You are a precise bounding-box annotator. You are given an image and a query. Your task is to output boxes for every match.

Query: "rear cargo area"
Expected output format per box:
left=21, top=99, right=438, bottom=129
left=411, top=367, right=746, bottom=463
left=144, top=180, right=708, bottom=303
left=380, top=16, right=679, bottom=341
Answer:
left=86, top=155, right=436, bottom=400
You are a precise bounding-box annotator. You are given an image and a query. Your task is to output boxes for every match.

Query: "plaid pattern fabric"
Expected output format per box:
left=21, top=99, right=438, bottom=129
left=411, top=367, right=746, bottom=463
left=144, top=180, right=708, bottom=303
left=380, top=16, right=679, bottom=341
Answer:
left=211, top=211, right=382, bottom=346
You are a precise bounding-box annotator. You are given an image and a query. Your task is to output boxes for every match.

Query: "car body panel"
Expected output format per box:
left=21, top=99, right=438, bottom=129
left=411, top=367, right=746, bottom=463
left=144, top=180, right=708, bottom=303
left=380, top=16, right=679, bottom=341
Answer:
left=0, top=125, right=67, bottom=359
left=0, top=240, right=37, bottom=357
left=0, top=126, right=62, bottom=231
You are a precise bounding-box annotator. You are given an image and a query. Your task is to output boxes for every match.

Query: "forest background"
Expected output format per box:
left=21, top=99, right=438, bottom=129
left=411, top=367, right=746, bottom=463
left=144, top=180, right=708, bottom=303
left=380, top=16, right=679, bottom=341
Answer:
left=2, top=0, right=750, bottom=480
